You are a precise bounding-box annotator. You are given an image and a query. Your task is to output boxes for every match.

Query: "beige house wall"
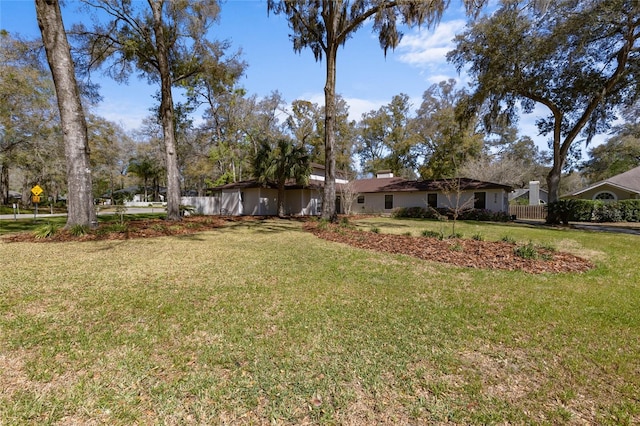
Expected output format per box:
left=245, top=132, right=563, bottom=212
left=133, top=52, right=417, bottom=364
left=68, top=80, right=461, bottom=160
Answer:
left=572, top=184, right=640, bottom=201
left=349, top=189, right=509, bottom=215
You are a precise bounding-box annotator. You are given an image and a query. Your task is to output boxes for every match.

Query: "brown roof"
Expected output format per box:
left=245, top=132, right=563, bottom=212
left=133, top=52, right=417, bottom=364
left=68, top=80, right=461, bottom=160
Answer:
left=210, top=178, right=326, bottom=191
left=211, top=176, right=511, bottom=193
left=352, top=177, right=512, bottom=193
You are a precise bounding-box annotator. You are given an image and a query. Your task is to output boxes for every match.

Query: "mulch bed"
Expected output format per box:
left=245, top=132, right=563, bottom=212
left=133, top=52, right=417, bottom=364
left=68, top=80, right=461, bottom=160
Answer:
left=2, top=216, right=229, bottom=243
left=304, top=222, right=594, bottom=274
left=4, top=216, right=595, bottom=273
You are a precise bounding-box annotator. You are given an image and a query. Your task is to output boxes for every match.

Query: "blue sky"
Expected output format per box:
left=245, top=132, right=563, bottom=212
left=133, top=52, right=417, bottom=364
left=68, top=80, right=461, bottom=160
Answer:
left=1, top=0, right=560, bottom=153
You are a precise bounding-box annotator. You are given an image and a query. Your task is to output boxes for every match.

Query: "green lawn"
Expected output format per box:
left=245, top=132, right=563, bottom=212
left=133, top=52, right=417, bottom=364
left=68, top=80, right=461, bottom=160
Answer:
left=1, top=217, right=638, bottom=424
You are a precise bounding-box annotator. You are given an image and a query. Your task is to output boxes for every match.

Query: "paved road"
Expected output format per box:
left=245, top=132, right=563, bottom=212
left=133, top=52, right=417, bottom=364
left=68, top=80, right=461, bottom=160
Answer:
left=0, top=207, right=164, bottom=221
left=515, top=219, right=640, bottom=236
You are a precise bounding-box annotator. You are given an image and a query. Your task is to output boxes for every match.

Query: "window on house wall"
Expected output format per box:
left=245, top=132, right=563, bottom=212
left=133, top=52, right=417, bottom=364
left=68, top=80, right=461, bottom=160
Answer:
left=594, top=191, right=616, bottom=201
left=357, top=195, right=365, bottom=204
left=474, top=192, right=486, bottom=209
left=385, top=194, right=393, bottom=209
left=427, top=193, right=437, bottom=209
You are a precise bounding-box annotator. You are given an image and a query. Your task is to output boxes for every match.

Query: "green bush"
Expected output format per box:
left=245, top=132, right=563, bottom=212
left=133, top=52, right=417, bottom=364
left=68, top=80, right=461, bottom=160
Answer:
left=514, top=241, right=538, bottom=259
left=547, top=199, right=640, bottom=223
left=33, top=223, right=59, bottom=239
left=421, top=229, right=443, bottom=240
left=458, top=209, right=510, bottom=222
left=392, top=206, right=441, bottom=219
left=393, top=206, right=509, bottom=222
left=69, top=224, right=89, bottom=237
left=501, top=235, right=516, bottom=244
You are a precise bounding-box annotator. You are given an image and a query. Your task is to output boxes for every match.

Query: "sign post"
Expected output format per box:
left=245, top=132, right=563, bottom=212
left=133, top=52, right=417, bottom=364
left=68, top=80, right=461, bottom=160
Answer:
left=31, top=185, right=43, bottom=219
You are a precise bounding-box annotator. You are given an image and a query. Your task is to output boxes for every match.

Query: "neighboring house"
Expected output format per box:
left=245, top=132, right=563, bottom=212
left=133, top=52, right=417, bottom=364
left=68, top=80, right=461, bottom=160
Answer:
left=349, top=172, right=512, bottom=215
left=509, top=181, right=548, bottom=205
left=182, top=167, right=512, bottom=217
left=567, top=165, right=640, bottom=201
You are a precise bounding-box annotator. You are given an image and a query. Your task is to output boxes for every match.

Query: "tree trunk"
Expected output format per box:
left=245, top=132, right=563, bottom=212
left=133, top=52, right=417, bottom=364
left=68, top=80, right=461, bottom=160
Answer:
left=35, top=0, right=96, bottom=228
left=150, top=0, right=181, bottom=221
left=322, top=45, right=338, bottom=222
left=0, top=161, right=8, bottom=205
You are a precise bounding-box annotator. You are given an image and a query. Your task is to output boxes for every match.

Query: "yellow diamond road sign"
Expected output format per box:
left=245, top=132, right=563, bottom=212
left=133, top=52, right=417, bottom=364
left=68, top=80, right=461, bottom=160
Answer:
left=31, top=185, right=43, bottom=196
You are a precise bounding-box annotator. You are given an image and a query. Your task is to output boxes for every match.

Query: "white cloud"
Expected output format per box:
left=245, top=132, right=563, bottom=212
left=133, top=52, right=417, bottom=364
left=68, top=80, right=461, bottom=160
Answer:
left=95, top=100, right=148, bottom=132
left=297, top=92, right=386, bottom=122
left=396, top=19, right=467, bottom=67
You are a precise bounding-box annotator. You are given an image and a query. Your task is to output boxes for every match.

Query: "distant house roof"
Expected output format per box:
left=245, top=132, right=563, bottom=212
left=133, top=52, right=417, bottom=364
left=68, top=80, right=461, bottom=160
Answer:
left=352, top=177, right=512, bottom=194
left=570, top=165, right=640, bottom=196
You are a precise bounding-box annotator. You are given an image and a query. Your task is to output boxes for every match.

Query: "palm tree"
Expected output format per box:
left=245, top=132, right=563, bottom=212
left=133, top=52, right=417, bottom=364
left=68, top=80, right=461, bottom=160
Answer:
left=253, top=138, right=311, bottom=217
left=127, top=157, right=162, bottom=202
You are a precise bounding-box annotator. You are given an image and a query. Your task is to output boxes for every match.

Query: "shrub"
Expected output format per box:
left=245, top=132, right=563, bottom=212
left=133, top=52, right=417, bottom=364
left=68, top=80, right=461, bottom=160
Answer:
left=33, top=223, right=59, bottom=239
left=69, top=224, right=89, bottom=237
left=105, top=223, right=128, bottom=233
left=370, top=226, right=380, bottom=234
left=317, top=219, right=330, bottom=231
left=421, top=229, right=443, bottom=240
left=472, top=233, right=484, bottom=241
left=392, top=206, right=441, bottom=219
left=458, top=209, right=510, bottom=222
left=449, top=242, right=463, bottom=252
left=593, top=201, right=623, bottom=223
left=547, top=199, right=640, bottom=223
left=514, top=241, right=538, bottom=259
left=339, top=216, right=355, bottom=229
left=501, top=235, right=516, bottom=244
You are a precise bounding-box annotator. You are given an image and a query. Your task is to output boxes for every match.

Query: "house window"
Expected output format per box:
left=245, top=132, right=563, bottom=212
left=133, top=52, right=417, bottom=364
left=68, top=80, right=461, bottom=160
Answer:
left=474, top=192, right=486, bottom=209
left=427, top=193, right=437, bottom=209
left=357, top=195, right=365, bottom=204
left=594, top=191, right=616, bottom=201
left=385, top=194, right=393, bottom=209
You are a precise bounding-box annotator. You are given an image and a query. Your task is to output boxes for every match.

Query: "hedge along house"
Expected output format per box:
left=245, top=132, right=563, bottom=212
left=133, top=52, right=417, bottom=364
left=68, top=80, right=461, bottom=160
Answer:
left=181, top=164, right=349, bottom=216
left=348, top=171, right=512, bottom=215
left=566, top=165, right=640, bottom=202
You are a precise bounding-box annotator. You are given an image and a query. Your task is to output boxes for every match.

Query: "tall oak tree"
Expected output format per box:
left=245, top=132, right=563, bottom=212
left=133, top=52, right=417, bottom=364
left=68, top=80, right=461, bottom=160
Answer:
left=267, top=0, right=484, bottom=221
left=449, top=0, right=640, bottom=221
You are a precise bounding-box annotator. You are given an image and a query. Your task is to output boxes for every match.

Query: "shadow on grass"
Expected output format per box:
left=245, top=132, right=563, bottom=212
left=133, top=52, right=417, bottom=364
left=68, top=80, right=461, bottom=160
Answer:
left=219, top=216, right=308, bottom=234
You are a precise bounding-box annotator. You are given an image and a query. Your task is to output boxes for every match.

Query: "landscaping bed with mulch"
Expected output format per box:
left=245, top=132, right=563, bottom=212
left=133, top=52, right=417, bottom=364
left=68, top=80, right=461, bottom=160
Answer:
left=304, top=221, right=594, bottom=274
left=4, top=216, right=595, bottom=273
left=2, top=215, right=229, bottom=243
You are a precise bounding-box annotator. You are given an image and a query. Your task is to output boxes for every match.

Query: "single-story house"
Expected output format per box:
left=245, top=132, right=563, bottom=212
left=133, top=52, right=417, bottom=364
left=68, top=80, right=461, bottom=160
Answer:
left=567, top=165, right=640, bottom=201
left=509, top=181, right=548, bottom=205
left=182, top=167, right=512, bottom=217
left=182, top=163, right=348, bottom=216
left=348, top=173, right=512, bottom=215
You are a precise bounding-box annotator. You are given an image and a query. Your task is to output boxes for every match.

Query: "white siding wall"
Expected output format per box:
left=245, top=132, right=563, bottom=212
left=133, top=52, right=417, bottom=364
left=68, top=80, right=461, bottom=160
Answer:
left=349, top=190, right=509, bottom=215
left=284, top=189, right=322, bottom=215
left=221, top=190, right=241, bottom=215
left=242, top=188, right=278, bottom=216
left=181, top=196, right=220, bottom=215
